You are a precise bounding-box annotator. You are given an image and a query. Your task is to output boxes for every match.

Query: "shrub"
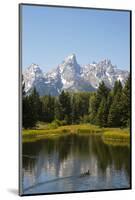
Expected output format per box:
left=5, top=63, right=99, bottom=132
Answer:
left=80, top=115, right=90, bottom=123
left=48, top=119, right=67, bottom=129
left=48, top=121, right=59, bottom=129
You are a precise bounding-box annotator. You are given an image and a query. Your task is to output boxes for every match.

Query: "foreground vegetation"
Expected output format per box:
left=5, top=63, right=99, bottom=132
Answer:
left=102, top=128, right=130, bottom=146
left=103, top=128, right=129, bottom=141
left=22, top=122, right=130, bottom=145
left=22, top=123, right=101, bottom=142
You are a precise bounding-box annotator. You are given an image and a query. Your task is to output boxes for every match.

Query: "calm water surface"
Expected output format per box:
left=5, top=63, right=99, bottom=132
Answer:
left=22, top=134, right=130, bottom=194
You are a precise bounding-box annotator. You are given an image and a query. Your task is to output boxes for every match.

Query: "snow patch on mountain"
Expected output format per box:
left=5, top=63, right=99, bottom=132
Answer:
left=23, top=54, right=129, bottom=96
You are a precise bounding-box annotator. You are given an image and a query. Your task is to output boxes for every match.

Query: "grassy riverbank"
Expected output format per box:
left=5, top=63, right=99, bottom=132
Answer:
left=102, top=128, right=130, bottom=146
left=22, top=124, right=102, bottom=142
left=22, top=122, right=130, bottom=144
left=103, top=128, right=129, bottom=141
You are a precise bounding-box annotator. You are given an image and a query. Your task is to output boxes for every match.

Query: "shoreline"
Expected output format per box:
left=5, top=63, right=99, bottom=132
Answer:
left=22, top=124, right=130, bottom=145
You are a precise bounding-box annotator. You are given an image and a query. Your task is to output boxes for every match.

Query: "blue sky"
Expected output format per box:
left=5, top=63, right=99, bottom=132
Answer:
left=22, top=5, right=130, bottom=72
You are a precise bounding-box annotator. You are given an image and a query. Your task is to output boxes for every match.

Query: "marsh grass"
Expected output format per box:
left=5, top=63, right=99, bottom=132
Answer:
left=103, top=128, right=130, bottom=140
left=22, top=122, right=130, bottom=145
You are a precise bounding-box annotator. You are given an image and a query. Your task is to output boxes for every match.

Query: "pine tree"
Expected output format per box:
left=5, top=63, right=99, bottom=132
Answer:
left=108, top=92, right=123, bottom=127
left=23, top=88, right=41, bottom=128
left=90, top=81, right=110, bottom=125
left=107, top=79, right=125, bottom=127
left=40, top=95, right=55, bottom=122
left=54, top=98, right=62, bottom=121
left=71, top=94, right=81, bottom=124
left=113, top=80, right=122, bottom=95
left=48, top=95, right=55, bottom=122
left=121, top=76, right=130, bottom=126
left=78, top=92, right=90, bottom=117
left=58, top=91, right=72, bottom=124
left=94, top=81, right=110, bottom=114
left=89, top=93, right=97, bottom=124
left=96, top=81, right=110, bottom=101
left=96, top=97, right=108, bottom=127
left=71, top=94, right=77, bottom=124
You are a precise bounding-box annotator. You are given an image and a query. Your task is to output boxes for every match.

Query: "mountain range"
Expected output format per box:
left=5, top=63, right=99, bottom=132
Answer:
left=23, top=54, right=129, bottom=96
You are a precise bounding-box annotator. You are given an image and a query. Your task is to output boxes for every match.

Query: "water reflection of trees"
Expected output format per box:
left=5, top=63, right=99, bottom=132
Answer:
left=23, top=135, right=130, bottom=178
left=91, top=137, right=130, bottom=177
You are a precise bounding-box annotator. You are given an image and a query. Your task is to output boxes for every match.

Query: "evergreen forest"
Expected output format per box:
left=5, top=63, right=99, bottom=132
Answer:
left=22, top=76, right=130, bottom=129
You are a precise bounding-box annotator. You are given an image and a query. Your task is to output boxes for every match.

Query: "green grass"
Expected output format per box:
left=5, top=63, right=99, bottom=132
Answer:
left=22, top=122, right=130, bottom=145
left=103, top=128, right=130, bottom=140
left=102, top=128, right=130, bottom=146
left=22, top=124, right=102, bottom=142
left=22, top=127, right=70, bottom=143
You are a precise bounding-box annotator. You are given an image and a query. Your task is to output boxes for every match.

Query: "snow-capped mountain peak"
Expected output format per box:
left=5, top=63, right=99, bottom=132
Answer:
left=98, top=59, right=111, bottom=66
left=23, top=63, right=44, bottom=93
left=23, top=54, right=129, bottom=96
left=59, top=53, right=80, bottom=74
left=27, top=63, right=41, bottom=72
left=29, top=63, right=39, bottom=68
left=64, top=53, right=77, bottom=64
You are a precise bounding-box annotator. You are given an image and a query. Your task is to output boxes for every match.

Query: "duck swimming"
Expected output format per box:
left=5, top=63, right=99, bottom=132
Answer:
left=79, top=170, right=90, bottom=177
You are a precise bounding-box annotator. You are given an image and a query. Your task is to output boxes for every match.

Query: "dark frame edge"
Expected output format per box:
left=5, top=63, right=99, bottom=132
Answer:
left=19, top=187, right=132, bottom=197
left=19, top=2, right=131, bottom=12
left=19, top=3, right=23, bottom=197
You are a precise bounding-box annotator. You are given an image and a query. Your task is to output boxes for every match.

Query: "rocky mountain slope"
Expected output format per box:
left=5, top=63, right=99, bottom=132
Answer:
left=23, top=54, right=129, bottom=96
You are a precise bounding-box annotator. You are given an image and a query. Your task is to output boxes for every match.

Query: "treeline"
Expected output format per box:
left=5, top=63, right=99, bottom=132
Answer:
left=22, top=76, right=130, bottom=129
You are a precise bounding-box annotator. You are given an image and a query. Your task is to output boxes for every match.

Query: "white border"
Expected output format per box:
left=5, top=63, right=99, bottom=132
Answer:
left=0, top=0, right=134, bottom=199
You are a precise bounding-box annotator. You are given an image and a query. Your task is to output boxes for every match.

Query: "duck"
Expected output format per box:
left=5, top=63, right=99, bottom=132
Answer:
left=79, top=170, right=90, bottom=177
